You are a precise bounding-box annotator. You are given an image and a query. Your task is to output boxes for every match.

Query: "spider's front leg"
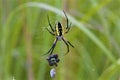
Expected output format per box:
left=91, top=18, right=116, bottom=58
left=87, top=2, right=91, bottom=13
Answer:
left=67, top=40, right=74, bottom=48
left=62, top=37, right=74, bottom=55
left=62, top=37, right=70, bottom=54
left=46, top=38, right=58, bottom=55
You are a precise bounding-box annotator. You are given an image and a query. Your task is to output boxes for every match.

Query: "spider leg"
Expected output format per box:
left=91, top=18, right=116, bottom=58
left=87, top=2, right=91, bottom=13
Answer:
left=44, top=38, right=58, bottom=55
left=67, top=41, right=74, bottom=48
left=46, top=28, right=55, bottom=36
left=49, top=38, right=58, bottom=55
left=63, top=11, right=69, bottom=29
left=62, top=37, right=69, bottom=54
left=65, top=22, right=72, bottom=33
left=47, top=15, right=54, bottom=32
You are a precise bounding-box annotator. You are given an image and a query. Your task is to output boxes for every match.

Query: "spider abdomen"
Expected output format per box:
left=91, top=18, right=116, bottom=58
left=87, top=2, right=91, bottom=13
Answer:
left=56, top=22, right=65, bottom=36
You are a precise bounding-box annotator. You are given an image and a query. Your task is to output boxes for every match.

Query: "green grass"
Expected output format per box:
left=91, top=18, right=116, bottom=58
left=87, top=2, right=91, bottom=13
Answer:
left=1, top=0, right=120, bottom=80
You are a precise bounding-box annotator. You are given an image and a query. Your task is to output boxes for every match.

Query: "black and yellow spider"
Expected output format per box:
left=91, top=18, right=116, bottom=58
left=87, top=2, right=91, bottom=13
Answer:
left=46, top=11, right=74, bottom=55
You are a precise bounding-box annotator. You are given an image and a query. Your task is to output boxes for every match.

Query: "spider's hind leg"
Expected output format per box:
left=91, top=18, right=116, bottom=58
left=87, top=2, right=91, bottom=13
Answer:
left=65, top=22, right=72, bottom=33
left=46, top=28, right=55, bottom=36
left=47, top=15, right=54, bottom=32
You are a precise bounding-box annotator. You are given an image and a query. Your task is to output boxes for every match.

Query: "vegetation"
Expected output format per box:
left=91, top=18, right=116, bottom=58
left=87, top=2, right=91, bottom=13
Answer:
left=1, top=0, right=120, bottom=80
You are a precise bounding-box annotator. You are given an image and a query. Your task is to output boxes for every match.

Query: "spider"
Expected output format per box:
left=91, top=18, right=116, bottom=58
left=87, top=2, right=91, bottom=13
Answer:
left=45, top=11, right=74, bottom=55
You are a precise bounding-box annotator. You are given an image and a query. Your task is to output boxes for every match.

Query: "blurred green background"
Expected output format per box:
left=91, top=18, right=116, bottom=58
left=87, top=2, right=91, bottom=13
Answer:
left=1, top=0, right=120, bottom=80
